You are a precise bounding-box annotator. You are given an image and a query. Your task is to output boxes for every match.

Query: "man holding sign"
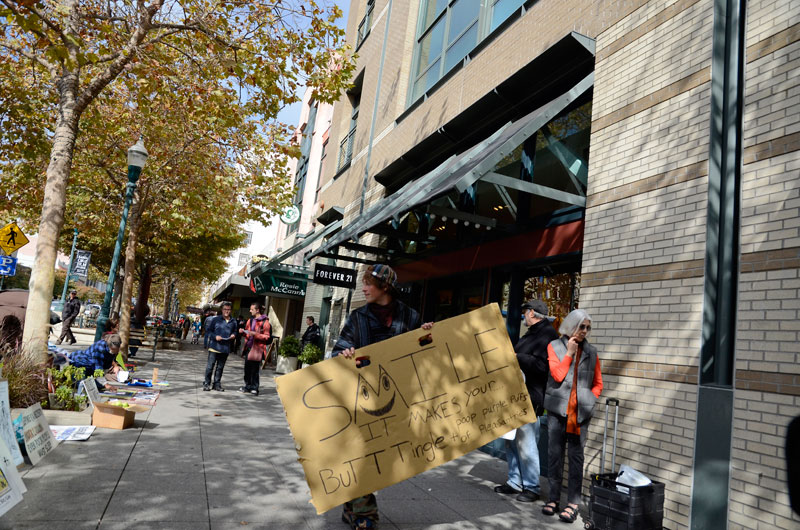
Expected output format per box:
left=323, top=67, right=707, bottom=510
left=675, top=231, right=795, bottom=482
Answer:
left=333, top=264, right=433, bottom=530
left=277, top=287, right=531, bottom=520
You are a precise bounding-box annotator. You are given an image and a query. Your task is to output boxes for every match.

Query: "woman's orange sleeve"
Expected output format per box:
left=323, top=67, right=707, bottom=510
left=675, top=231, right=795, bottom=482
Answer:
left=548, top=342, right=573, bottom=383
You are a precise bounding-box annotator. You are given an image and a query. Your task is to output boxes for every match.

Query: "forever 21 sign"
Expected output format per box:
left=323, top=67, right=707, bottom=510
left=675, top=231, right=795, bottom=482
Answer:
left=313, top=264, right=357, bottom=289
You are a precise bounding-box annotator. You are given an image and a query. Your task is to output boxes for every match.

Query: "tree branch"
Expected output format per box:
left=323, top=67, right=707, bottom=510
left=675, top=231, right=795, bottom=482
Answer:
left=0, top=43, right=58, bottom=79
left=0, top=0, right=70, bottom=47
left=75, top=0, right=165, bottom=113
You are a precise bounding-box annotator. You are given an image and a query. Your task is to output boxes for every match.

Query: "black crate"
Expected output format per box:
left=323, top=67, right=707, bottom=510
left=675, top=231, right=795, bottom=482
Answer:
left=590, top=473, right=665, bottom=530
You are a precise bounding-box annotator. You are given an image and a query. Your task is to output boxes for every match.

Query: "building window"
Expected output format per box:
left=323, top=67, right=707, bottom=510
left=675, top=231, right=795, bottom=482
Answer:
left=316, top=138, right=328, bottom=204
left=243, top=231, right=253, bottom=246
left=238, top=253, right=251, bottom=266
left=490, top=0, right=526, bottom=32
left=356, top=0, right=375, bottom=50
left=295, top=103, right=319, bottom=208
left=337, top=81, right=361, bottom=172
left=410, top=0, right=528, bottom=103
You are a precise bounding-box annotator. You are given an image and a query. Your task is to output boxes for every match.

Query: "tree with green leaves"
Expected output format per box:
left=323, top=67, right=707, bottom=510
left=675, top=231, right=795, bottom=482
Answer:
left=0, top=0, right=353, bottom=361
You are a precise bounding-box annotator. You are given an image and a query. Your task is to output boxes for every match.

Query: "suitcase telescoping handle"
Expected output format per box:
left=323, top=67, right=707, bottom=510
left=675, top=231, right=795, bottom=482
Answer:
left=601, top=398, right=620, bottom=474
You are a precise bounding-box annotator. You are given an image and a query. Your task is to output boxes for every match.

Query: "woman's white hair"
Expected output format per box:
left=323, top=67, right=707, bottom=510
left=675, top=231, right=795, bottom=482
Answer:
left=559, top=309, right=592, bottom=337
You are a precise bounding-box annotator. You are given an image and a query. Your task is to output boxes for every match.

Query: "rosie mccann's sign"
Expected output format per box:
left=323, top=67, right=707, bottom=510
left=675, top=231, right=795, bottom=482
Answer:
left=251, top=273, right=306, bottom=299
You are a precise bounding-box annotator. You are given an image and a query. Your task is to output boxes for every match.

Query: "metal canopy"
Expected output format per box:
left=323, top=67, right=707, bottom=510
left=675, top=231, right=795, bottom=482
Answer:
left=307, top=71, right=593, bottom=261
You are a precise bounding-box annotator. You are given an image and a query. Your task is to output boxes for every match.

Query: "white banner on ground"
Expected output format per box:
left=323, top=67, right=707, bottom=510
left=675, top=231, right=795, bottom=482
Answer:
left=0, top=381, right=23, bottom=466
left=20, top=404, right=58, bottom=465
left=50, top=425, right=96, bottom=441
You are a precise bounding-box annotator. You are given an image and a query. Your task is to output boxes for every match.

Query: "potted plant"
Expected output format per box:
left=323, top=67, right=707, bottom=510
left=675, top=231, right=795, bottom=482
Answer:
left=276, top=335, right=301, bottom=374
left=298, top=343, right=323, bottom=368
left=46, top=365, right=90, bottom=411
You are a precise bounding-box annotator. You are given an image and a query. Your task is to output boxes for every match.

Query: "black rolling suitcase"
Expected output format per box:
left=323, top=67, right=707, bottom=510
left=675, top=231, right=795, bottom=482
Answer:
left=584, top=398, right=665, bottom=530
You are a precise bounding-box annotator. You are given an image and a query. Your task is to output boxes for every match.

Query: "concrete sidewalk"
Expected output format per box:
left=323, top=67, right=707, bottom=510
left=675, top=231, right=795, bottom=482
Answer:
left=3, top=343, right=582, bottom=529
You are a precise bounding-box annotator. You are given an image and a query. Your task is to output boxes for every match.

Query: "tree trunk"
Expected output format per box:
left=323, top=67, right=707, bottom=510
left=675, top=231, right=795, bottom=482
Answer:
left=22, top=79, right=81, bottom=362
left=134, top=263, right=152, bottom=324
left=119, top=198, right=144, bottom=359
left=111, top=266, right=124, bottom=317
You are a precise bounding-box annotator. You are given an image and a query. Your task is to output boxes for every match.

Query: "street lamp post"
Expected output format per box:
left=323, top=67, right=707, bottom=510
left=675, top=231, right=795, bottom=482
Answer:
left=95, top=138, right=148, bottom=341
left=61, top=228, right=79, bottom=304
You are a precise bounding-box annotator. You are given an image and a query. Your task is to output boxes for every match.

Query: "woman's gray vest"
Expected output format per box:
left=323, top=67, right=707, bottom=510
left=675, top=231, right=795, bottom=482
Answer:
left=543, top=337, right=599, bottom=424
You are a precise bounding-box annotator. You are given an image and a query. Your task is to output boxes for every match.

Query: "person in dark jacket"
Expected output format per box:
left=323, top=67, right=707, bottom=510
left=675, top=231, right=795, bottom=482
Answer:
left=301, top=315, right=321, bottom=348
left=332, top=264, right=433, bottom=530
left=56, top=290, right=81, bottom=345
left=493, top=299, right=559, bottom=502
left=204, top=301, right=237, bottom=391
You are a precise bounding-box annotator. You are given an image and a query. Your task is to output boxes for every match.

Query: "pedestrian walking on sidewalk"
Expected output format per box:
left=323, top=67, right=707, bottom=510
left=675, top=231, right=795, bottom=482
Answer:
left=203, top=302, right=237, bottom=391
left=493, top=299, right=559, bottom=503
left=541, top=309, right=603, bottom=524
left=56, top=290, right=81, bottom=345
left=332, top=264, right=434, bottom=530
left=238, top=302, right=271, bottom=396
left=202, top=310, right=216, bottom=350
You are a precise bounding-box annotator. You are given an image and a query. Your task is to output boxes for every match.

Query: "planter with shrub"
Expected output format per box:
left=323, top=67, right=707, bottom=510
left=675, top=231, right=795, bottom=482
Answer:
left=276, top=335, right=301, bottom=374
left=299, top=343, right=323, bottom=368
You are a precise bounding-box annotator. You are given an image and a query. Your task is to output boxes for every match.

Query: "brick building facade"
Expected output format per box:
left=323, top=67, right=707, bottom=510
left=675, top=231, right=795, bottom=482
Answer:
left=265, top=1, right=799, bottom=528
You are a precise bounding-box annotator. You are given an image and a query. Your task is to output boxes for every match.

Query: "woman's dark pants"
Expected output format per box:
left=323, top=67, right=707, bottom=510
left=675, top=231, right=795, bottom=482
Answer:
left=547, top=413, right=589, bottom=506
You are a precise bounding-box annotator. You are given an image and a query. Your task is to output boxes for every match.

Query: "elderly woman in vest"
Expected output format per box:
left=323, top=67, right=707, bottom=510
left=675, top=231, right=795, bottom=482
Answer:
left=541, top=309, right=603, bottom=524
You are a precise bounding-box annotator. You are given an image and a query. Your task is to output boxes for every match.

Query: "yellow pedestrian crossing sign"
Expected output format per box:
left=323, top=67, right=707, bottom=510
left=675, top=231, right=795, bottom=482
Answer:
left=0, top=222, right=29, bottom=254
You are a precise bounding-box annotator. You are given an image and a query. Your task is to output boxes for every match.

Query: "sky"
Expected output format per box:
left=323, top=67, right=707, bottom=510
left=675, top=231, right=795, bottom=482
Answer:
left=276, top=1, right=351, bottom=130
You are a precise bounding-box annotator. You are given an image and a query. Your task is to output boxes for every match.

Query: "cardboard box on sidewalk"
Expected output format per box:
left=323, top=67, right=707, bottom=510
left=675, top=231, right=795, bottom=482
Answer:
left=92, top=403, right=135, bottom=430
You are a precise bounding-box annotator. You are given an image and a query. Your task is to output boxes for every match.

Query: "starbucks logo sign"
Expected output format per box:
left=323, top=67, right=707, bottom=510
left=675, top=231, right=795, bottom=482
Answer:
left=280, top=205, right=300, bottom=225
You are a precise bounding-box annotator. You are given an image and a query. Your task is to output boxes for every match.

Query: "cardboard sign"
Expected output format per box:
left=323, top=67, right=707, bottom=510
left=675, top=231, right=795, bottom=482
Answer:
left=80, top=378, right=102, bottom=408
left=0, top=438, right=23, bottom=518
left=276, top=304, right=532, bottom=514
left=0, top=381, right=23, bottom=466
left=0, top=435, right=25, bottom=494
left=20, top=404, right=58, bottom=465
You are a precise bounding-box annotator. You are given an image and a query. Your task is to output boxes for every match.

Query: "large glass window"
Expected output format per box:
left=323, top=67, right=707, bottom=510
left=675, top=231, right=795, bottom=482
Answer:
left=411, top=0, right=531, bottom=103
left=490, top=0, right=526, bottom=32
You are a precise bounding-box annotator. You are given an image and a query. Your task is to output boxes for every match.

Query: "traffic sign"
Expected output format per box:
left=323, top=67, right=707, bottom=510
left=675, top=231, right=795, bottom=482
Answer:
left=0, top=255, right=17, bottom=276
left=0, top=223, right=29, bottom=255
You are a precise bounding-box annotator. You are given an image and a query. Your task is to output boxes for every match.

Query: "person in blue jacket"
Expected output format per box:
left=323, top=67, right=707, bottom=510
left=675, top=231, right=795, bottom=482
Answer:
left=204, top=301, right=237, bottom=391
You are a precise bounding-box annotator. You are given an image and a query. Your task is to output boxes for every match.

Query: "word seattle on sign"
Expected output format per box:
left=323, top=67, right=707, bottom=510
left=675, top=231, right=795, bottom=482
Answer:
left=313, top=263, right=357, bottom=289
left=276, top=304, right=531, bottom=514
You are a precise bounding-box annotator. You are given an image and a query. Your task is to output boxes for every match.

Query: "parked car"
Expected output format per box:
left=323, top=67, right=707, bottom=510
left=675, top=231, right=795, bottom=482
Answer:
left=83, top=303, right=101, bottom=317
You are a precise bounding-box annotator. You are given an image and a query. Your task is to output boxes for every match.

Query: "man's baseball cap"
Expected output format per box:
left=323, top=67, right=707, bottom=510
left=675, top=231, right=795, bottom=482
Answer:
left=521, top=299, right=548, bottom=315
left=106, top=334, right=122, bottom=347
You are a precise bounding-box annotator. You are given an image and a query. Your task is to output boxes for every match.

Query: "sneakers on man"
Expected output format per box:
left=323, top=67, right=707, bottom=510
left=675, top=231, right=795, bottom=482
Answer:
left=494, top=484, right=522, bottom=495
left=213, top=385, right=224, bottom=392
left=238, top=387, right=248, bottom=393
left=203, top=384, right=210, bottom=392
left=250, top=389, right=259, bottom=396
left=517, top=490, right=540, bottom=502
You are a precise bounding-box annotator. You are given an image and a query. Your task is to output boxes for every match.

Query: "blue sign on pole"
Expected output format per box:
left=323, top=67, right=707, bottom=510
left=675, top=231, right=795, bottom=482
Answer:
left=0, top=255, right=17, bottom=276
